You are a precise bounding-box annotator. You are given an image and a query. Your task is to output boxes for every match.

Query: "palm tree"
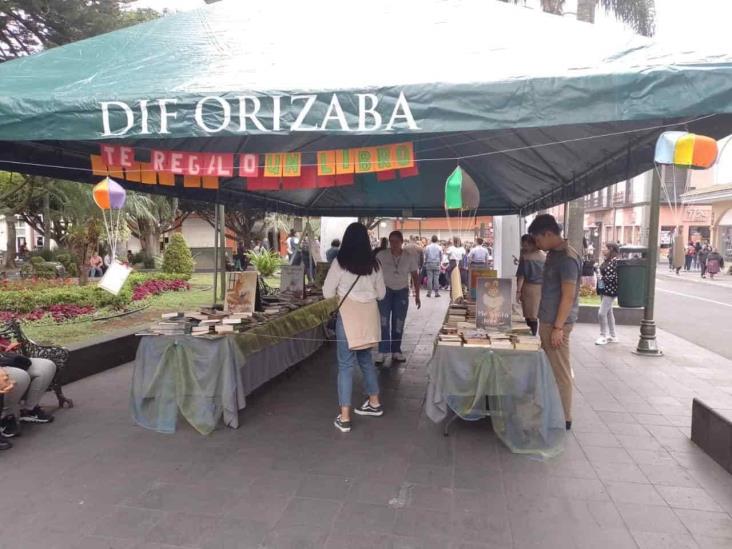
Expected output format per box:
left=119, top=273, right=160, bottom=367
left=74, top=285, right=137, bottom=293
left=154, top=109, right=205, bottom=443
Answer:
left=499, top=0, right=655, bottom=36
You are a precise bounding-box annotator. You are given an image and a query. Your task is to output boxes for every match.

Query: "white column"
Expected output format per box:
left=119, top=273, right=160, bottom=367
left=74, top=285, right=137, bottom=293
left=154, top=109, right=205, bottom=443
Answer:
left=493, top=215, right=521, bottom=288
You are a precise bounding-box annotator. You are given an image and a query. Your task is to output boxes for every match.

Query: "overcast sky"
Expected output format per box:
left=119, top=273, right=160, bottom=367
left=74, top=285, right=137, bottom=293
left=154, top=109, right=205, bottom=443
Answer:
left=134, top=0, right=732, bottom=46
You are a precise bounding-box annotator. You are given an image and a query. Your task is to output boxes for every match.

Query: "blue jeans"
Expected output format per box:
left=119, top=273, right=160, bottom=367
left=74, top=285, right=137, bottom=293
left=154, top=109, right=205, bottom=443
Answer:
left=88, top=267, right=103, bottom=278
left=336, top=315, right=379, bottom=407
left=378, top=287, right=409, bottom=354
left=425, top=266, right=440, bottom=293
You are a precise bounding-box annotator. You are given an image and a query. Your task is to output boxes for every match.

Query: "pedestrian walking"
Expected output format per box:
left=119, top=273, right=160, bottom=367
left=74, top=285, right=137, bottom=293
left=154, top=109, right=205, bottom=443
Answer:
left=515, top=234, right=544, bottom=336
left=667, top=242, right=674, bottom=271
left=706, top=248, right=724, bottom=280
left=423, top=235, right=442, bottom=298
left=595, top=243, right=619, bottom=345
left=375, top=231, right=421, bottom=366
left=528, top=214, right=582, bottom=431
left=694, top=241, right=702, bottom=270
left=684, top=241, right=695, bottom=271
left=322, top=222, right=385, bottom=433
left=698, top=245, right=710, bottom=278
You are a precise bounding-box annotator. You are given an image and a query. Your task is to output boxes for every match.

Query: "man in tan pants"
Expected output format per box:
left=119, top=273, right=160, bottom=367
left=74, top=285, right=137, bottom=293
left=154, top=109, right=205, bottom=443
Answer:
left=528, top=214, right=582, bottom=431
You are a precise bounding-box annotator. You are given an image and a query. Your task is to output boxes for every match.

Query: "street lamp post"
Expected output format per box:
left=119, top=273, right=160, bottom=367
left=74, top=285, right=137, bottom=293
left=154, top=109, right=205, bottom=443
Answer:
left=635, top=167, right=663, bottom=356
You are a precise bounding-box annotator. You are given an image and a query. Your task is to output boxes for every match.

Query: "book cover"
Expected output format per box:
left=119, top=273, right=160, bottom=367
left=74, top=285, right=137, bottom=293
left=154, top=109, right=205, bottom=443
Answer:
left=280, top=264, right=305, bottom=299
left=469, top=267, right=497, bottom=299
left=225, top=271, right=258, bottom=314
left=476, top=277, right=512, bottom=330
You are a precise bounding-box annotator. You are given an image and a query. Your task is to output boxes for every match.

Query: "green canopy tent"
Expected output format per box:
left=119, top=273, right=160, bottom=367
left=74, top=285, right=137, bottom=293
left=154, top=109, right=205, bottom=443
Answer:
left=0, top=0, right=731, bottom=217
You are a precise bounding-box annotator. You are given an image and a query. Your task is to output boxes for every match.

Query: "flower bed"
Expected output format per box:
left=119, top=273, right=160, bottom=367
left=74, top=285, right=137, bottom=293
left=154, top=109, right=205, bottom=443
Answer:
left=132, top=278, right=190, bottom=301
left=0, top=305, right=96, bottom=324
left=0, top=272, right=190, bottom=323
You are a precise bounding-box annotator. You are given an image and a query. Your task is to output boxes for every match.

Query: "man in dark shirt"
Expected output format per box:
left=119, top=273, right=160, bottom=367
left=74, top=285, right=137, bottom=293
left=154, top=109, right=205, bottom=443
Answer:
left=528, top=214, right=582, bottom=431
left=326, top=239, right=340, bottom=264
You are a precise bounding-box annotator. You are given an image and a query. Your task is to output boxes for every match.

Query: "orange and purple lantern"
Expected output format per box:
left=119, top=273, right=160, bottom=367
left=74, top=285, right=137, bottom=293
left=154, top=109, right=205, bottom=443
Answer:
left=92, top=177, right=127, bottom=210
left=654, top=131, right=718, bottom=169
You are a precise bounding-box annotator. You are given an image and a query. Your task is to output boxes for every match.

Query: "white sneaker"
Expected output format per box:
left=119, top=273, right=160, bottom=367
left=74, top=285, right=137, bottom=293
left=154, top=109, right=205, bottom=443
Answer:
left=374, top=352, right=385, bottom=364
left=606, top=336, right=619, bottom=343
left=392, top=352, right=407, bottom=362
left=595, top=337, right=608, bottom=345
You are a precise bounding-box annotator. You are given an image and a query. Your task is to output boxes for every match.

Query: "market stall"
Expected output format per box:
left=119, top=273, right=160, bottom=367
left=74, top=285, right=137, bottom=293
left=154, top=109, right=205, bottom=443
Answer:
left=2, top=0, right=732, bottom=437
left=131, top=298, right=336, bottom=435
left=0, top=0, right=731, bottom=218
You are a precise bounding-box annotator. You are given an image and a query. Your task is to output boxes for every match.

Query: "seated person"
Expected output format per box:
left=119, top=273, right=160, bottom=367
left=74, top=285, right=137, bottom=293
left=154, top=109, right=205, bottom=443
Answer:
left=0, top=376, right=13, bottom=450
left=0, top=356, right=56, bottom=439
left=88, top=252, right=104, bottom=278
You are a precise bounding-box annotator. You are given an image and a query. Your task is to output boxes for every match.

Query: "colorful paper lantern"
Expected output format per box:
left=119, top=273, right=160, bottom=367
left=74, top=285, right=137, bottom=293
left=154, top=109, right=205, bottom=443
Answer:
left=92, top=177, right=127, bottom=210
left=654, top=131, right=718, bottom=169
left=444, top=166, right=480, bottom=210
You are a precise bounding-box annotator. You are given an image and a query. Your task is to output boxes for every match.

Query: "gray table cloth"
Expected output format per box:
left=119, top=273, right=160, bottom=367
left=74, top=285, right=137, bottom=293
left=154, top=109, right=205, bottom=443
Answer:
left=130, top=325, right=324, bottom=434
left=425, top=346, right=566, bottom=458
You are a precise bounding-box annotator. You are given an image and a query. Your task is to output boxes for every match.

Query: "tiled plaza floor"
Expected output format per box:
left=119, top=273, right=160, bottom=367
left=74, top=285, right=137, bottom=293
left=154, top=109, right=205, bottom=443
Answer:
left=3, top=295, right=732, bottom=549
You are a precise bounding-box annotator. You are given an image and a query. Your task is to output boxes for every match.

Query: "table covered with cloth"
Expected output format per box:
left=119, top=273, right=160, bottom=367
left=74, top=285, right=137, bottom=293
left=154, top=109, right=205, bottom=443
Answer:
left=425, top=346, right=565, bottom=458
left=130, top=298, right=337, bottom=435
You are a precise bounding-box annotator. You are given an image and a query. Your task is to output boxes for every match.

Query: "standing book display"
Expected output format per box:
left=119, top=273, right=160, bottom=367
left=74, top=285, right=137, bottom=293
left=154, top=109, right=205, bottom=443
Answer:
left=225, top=271, right=258, bottom=314
left=280, top=264, right=305, bottom=299
left=469, top=267, right=497, bottom=299
left=314, top=262, right=330, bottom=289
left=476, top=277, right=512, bottom=330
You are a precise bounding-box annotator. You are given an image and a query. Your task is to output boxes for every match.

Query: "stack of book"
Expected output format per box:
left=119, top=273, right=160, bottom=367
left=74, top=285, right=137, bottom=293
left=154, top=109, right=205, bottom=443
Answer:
left=438, top=333, right=463, bottom=347
left=466, top=302, right=477, bottom=323
left=149, top=320, right=191, bottom=335
left=446, top=305, right=468, bottom=327
left=513, top=336, right=542, bottom=351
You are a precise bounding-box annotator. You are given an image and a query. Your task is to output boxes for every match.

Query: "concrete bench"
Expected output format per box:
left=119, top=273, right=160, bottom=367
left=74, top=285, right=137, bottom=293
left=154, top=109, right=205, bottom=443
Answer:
left=691, top=398, right=732, bottom=475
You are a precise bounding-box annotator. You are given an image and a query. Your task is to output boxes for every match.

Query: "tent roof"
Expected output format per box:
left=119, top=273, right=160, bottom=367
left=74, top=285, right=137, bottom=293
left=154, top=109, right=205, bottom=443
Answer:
left=1, top=0, right=731, bottom=216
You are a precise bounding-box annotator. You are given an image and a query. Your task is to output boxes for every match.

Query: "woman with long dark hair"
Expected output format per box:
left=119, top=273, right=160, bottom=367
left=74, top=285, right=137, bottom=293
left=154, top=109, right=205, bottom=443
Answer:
left=323, top=222, right=386, bottom=433
left=596, top=242, right=620, bottom=345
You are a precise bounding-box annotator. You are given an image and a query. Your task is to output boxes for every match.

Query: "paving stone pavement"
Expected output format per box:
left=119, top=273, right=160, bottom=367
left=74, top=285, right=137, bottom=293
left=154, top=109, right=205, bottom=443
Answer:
left=3, top=294, right=732, bottom=549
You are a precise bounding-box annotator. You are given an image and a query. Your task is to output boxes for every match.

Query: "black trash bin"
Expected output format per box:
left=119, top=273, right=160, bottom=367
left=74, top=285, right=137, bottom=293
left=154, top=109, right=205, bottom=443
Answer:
left=616, top=246, right=648, bottom=308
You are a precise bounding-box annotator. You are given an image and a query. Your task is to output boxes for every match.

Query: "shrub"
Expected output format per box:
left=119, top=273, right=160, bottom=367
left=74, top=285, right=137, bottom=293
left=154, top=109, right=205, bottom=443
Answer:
left=56, top=253, right=78, bottom=277
left=245, top=249, right=281, bottom=277
left=162, top=234, right=194, bottom=277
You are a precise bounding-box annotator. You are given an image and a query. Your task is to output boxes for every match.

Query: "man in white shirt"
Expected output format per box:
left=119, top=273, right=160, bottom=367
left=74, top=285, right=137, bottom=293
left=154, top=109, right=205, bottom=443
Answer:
left=423, top=235, right=443, bottom=298
left=286, top=229, right=299, bottom=264
left=468, top=237, right=490, bottom=267
left=375, top=231, right=421, bottom=365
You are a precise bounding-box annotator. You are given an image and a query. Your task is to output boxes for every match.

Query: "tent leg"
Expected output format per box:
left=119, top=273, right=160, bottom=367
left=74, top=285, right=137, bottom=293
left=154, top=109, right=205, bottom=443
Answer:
left=218, top=204, right=226, bottom=303
left=635, top=167, right=663, bottom=357
left=212, top=205, right=219, bottom=304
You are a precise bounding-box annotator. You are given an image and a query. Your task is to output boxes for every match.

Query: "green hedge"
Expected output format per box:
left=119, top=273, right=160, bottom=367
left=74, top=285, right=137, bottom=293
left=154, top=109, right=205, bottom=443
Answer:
left=0, top=272, right=189, bottom=313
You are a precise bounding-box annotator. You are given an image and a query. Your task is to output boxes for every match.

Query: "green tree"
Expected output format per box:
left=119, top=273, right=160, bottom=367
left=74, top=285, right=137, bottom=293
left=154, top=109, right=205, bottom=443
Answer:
left=162, top=233, right=194, bottom=278
left=499, top=0, right=655, bottom=36
left=0, top=0, right=159, bottom=62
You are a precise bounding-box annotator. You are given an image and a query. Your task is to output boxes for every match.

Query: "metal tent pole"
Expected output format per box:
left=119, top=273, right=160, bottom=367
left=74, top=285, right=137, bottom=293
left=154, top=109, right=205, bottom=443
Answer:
left=635, top=167, right=663, bottom=356
left=218, top=204, right=226, bottom=303
left=212, top=205, right=219, bottom=304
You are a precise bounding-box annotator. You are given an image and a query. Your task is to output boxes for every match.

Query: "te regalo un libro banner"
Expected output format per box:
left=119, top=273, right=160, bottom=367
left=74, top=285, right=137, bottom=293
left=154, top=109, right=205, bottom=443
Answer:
left=90, top=141, right=418, bottom=192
